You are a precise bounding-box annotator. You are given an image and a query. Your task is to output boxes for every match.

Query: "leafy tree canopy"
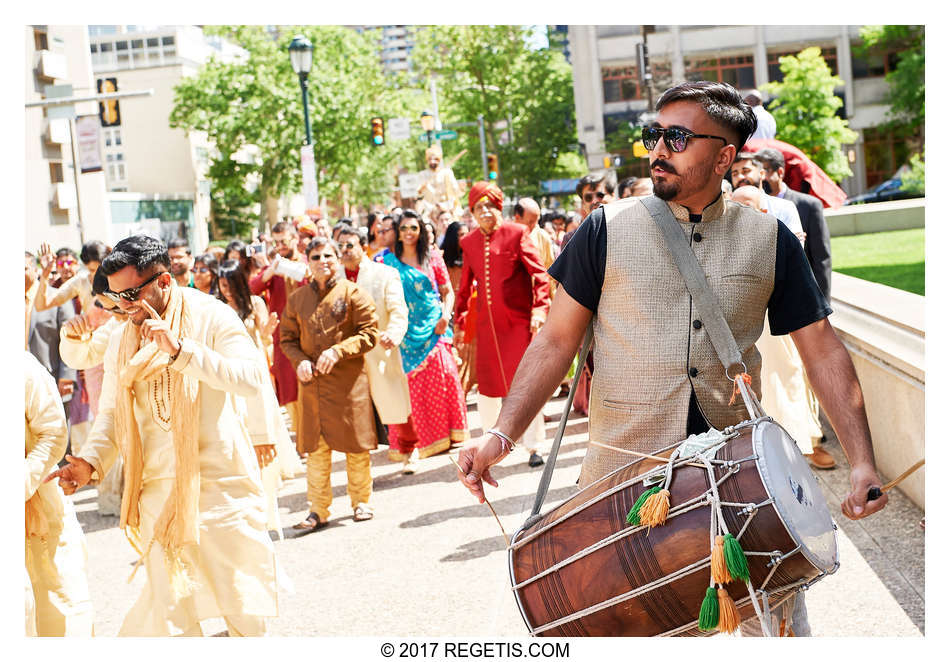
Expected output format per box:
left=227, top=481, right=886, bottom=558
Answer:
left=410, top=25, right=585, bottom=198
left=858, top=25, right=924, bottom=137
left=763, top=47, right=857, bottom=182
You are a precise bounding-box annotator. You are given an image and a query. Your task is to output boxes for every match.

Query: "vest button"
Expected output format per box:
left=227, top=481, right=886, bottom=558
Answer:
left=689, top=367, right=699, bottom=378
left=692, top=319, right=702, bottom=330
left=693, top=232, right=702, bottom=242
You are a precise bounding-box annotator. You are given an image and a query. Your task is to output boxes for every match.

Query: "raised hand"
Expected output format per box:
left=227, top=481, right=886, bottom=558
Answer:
left=139, top=299, right=181, bottom=358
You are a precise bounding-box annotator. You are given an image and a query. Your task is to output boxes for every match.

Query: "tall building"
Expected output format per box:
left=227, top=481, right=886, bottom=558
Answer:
left=352, top=25, right=415, bottom=75
left=567, top=25, right=908, bottom=196
left=25, top=25, right=112, bottom=252
left=87, top=25, right=244, bottom=251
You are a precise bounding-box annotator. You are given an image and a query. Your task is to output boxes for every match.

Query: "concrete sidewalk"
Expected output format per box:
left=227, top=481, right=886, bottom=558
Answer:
left=71, top=394, right=923, bottom=637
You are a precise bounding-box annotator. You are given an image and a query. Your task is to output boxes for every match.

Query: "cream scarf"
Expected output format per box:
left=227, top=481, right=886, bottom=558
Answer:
left=116, top=283, right=201, bottom=597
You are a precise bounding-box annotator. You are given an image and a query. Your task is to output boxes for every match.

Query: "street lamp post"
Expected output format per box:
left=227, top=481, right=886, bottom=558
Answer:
left=421, top=110, right=435, bottom=147
left=288, top=35, right=314, bottom=146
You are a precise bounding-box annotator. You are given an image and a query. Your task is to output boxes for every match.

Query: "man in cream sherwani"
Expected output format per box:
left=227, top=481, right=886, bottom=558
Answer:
left=25, top=351, right=95, bottom=636
left=47, top=235, right=278, bottom=637
left=338, top=227, right=412, bottom=446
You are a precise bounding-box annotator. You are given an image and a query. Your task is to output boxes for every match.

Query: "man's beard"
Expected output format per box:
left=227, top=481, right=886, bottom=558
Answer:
left=170, top=263, right=187, bottom=276
left=428, top=161, right=440, bottom=171
left=653, top=159, right=711, bottom=201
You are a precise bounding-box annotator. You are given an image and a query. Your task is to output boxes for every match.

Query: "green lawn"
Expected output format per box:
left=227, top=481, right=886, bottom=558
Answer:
left=830, top=228, right=924, bottom=295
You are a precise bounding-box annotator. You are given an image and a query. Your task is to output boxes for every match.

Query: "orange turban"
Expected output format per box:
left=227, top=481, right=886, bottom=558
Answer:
left=468, top=181, right=503, bottom=211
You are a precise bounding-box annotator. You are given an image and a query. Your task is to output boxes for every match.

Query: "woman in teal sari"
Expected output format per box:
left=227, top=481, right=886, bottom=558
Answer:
left=382, top=210, right=468, bottom=472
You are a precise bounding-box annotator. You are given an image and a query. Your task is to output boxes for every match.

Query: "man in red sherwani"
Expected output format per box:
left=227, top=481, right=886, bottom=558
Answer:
left=455, top=182, right=551, bottom=467
left=250, top=220, right=308, bottom=433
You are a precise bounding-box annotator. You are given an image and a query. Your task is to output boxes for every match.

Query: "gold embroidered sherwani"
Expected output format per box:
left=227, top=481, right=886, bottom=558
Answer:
left=80, top=289, right=279, bottom=636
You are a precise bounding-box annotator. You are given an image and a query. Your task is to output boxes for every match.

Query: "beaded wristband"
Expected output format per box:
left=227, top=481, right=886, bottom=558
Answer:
left=487, top=428, right=516, bottom=453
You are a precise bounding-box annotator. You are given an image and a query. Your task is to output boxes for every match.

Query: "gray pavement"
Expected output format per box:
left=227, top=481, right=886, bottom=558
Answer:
left=71, top=394, right=923, bottom=637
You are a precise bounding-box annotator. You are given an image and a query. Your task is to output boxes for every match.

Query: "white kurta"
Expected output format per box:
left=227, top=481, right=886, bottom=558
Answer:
left=60, top=316, right=122, bottom=370
left=756, top=317, right=823, bottom=455
left=80, top=289, right=279, bottom=636
left=24, top=352, right=94, bottom=636
left=356, top=258, right=412, bottom=424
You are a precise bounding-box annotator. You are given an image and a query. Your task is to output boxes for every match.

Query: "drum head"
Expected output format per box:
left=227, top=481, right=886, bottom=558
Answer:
left=753, top=420, right=838, bottom=573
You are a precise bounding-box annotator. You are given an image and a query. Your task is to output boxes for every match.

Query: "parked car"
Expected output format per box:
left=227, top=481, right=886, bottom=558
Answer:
left=845, top=167, right=921, bottom=205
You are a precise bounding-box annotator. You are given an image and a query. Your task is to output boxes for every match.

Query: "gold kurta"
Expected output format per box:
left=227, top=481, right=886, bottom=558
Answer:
left=24, top=352, right=94, bottom=636
left=80, top=289, right=279, bottom=636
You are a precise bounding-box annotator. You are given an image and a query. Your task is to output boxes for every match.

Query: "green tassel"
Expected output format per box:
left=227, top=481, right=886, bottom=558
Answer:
left=698, top=586, right=720, bottom=631
left=626, top=485, right=661, bottom=525
left=723, top=534, right=750, bottom=582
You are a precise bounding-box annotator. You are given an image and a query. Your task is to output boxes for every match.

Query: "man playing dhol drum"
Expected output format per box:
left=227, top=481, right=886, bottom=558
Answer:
left=456, top=81, right=887, bottom=636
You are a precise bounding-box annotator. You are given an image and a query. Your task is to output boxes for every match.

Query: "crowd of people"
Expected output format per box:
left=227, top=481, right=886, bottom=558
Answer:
left=25, top=79, right=885, bottom=638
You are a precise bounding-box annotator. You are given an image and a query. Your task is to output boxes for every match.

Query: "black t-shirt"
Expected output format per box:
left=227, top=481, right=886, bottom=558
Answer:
left=550, top=202, right=832, bottom=435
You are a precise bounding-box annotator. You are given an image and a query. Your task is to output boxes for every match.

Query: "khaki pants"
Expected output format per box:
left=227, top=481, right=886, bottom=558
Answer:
left=477, top=394, right=546, bottom=455
left=305, top=435, right=372, bottom=521
left=285, top=399, right=300, bottom=435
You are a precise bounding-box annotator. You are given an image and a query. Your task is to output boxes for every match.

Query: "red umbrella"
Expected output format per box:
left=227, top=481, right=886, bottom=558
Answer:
left=744, top=138, right=848, bottom=209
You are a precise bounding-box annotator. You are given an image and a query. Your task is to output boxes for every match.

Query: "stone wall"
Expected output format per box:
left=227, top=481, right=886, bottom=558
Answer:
left=828, top=272, right=925, bottom=509
left=825, top=199, right=925, bottom=237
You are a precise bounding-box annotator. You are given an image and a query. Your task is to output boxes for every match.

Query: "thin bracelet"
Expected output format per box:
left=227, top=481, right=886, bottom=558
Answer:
left=487, top=428, right=515, bottom=453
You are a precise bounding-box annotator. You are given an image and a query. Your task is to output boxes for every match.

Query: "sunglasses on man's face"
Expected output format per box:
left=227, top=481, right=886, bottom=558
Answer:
left=94, top=298, right=127, bottom=315
left=341, top=242, right=358, bottom=250
left=57, top=259, right=77, bottom=268
left=583, top=191, right=607, bottom=203
left=641, top=126, right=728, bottom=153
left=104, top=271, right=163, bottom=303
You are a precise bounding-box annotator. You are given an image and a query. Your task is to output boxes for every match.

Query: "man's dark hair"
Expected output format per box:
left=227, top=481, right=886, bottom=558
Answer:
left=754, top=148, right=785, bottom=172
left=91, top=268, right=109, bottom=295
left=167, top=237, right=191, bottom=253
left=513, top=200, right=525, bottom=217
left=576, top=171, right=617, bottom=198
left=336, top=225, right=365, bottom=246
left=99, top=235, right=170, bottom=277
left=394, top=209, right=430, bottom=268
left=656, top=81, right=757, bottom=148
left=306, top=236, right=340, bottom=257
left=733, top=151, right=763, bottom=167
left=56, top=247, right=78, bottom=260
left=441, top=221, right=465, bottom=268
left=336, top=217, right=354, bottom=226
left=272, top=221, right=295, bottom=235
left=80, top=240, right=110, bottom=265
left=618, top=176, right=639, bottom=196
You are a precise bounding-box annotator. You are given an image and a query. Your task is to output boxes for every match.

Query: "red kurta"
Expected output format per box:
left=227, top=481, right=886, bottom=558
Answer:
left=454, top=221, right=550, bottom=398
left=249, top=270, right=307, bottom=406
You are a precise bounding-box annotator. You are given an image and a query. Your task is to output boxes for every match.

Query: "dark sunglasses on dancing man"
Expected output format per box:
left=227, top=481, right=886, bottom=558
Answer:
left=103, top=271, right=163, bottom=303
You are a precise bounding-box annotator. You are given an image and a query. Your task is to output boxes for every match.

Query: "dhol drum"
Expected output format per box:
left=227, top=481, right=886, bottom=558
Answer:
left=508, top=417, right=838, bottom=636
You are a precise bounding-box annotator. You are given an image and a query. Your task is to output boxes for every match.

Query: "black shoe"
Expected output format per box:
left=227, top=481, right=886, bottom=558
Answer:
left=528, top=452, right=544, bottom=467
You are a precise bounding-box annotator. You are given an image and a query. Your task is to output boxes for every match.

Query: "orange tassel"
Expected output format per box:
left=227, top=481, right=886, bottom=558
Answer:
left=711, top=535, right=731, bottom=584
left=717, top=587, right=741, bottom=633
left=639, top=489, right=671, bottom=527
left=729, top=372, right=754, bottom=405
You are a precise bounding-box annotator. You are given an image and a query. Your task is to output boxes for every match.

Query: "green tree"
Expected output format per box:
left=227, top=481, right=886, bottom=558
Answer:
left=858, top=25, right=924, bottom=141
left=170, top=26, right=410, bottom=238
left=410, top=26, right=584, bottom=198
left=762, top=47, right=857, bottom=182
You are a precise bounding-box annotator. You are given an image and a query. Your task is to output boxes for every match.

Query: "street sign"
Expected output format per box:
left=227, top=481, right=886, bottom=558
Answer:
left=435, top=130, right=458, bottom=140
left=388, top=117, right=411, bottom=141
left=398, top=172, right=422, bottom=199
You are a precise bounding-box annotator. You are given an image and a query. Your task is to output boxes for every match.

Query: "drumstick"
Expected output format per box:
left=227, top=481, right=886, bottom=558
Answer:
left=449, top=454, right=510, bottom=546
left=867, top=459, right=924, bottom=501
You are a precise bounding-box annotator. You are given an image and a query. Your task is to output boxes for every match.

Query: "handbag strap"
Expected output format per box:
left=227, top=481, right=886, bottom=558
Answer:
left=640, top=195, right=745, bottom=378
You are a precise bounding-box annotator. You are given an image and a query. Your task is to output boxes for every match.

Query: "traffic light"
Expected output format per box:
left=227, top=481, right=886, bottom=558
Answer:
left=487, top=153, right=499, bottom=180
left=370, top=117, right=385, bottom=146
left=97, top=78, right=120, bottom=127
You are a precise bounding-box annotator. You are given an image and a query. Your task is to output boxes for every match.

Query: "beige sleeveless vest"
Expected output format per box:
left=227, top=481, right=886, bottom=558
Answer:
left=578, top=195, right=777, bottom=487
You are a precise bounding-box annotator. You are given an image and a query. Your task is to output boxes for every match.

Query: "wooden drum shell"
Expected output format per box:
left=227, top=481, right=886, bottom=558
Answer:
left=509, top=427, right=823, bottom=637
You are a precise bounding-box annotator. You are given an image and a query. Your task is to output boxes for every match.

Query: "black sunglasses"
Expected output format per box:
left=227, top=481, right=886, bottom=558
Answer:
left=583, top=191, right=606, bottom=203
left=641, top=126, right=728, bottom=153
left=94, top=298, right=128, bottom=315
left=104, top=271, right=163, bottom=303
